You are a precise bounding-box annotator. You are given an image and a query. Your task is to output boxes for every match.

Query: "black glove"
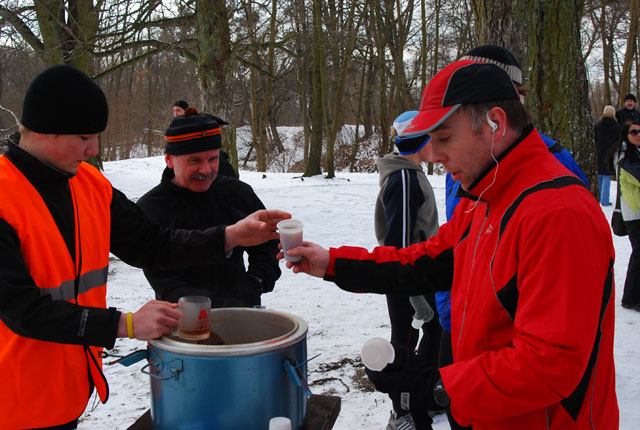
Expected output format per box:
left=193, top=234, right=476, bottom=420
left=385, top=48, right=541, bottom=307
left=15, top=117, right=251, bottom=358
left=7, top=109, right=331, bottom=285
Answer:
left=365, top=343, right=449, bottom=412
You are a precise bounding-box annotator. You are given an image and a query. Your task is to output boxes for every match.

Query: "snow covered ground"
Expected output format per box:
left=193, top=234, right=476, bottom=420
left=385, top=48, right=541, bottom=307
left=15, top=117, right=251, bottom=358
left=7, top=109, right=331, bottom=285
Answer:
left=77, top=156, right=639, bottom=429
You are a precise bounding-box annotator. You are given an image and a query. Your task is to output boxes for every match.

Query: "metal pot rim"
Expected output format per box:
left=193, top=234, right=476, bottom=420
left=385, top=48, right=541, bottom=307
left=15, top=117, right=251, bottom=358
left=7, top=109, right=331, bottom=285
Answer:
left=149, top=307, right=308, bottom=357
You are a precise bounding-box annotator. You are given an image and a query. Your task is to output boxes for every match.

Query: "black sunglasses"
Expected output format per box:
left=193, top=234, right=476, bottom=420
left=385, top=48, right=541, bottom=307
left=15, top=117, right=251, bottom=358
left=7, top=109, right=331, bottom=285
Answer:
left=629, top=129, right=640, bottom=136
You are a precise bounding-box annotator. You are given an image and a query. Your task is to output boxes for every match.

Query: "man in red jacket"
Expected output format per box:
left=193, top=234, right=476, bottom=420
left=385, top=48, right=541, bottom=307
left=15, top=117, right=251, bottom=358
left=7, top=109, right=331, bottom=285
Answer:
left=282, top=59, right=618, bottom=429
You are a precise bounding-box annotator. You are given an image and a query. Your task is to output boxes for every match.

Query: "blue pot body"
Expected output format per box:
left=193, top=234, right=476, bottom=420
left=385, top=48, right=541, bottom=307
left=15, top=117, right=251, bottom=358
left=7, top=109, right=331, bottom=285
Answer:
left=146, top=308, right=308, bottom=430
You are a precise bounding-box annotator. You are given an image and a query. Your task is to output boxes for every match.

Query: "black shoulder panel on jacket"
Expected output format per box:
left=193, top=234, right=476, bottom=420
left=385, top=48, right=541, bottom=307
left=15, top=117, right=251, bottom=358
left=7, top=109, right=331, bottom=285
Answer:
left=499, top=176, right=586, bottom=237
left=493, top=176, right=587, bottom=320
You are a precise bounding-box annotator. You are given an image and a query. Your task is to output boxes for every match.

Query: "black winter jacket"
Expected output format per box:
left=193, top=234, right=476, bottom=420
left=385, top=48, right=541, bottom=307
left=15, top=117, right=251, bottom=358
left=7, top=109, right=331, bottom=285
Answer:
left=594, top=116, right=620, bottom=174
left=0, top=137, right=229, bottom=349
left=137, top=168, right=280, bottom=306
left=616, top=107, right=640, bottom=126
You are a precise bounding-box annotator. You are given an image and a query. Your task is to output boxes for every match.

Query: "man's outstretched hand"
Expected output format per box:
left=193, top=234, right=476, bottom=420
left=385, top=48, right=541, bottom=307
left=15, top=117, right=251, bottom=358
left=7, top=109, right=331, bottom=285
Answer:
left=225, top=209, right=291, bottom=251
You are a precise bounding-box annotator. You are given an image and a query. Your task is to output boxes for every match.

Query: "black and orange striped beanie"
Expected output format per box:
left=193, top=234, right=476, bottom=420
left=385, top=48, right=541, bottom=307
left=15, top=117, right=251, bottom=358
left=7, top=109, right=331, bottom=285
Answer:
left=165, top=108, right=222, bottom=155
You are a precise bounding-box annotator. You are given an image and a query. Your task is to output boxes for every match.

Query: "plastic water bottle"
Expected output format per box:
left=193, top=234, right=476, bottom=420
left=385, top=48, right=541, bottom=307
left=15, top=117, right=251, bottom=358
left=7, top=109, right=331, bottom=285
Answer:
left=269, top=416, right=292, bottom=430
left=409, top=295, right=434, bottom=329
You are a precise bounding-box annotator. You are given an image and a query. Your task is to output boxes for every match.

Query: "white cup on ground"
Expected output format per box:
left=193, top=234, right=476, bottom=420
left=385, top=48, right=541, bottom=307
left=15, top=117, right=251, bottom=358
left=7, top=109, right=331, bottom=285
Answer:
left=361, top=337, right=395, bottom=371
left=277, top=219, right=303, bottom=262
left=268, top=416, right=292, bottom=430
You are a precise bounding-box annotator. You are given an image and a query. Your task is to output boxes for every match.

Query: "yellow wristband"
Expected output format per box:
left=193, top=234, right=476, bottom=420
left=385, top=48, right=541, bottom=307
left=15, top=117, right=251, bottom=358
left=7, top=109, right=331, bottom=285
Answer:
left=126, top=312, right=134, bottom=339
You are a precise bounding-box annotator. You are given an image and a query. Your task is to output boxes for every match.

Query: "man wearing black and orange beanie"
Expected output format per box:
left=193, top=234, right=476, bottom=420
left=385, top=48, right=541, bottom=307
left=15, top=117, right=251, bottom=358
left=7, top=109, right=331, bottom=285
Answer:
left=137, top=108, right=281, bottom=308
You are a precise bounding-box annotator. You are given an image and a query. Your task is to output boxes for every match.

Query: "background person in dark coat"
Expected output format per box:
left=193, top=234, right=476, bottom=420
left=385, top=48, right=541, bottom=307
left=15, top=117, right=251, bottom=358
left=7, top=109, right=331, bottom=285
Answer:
left=616, top=93, right=640, bottom=126
left=172, top=100, right=188, bottom=117
left=594, top=105, right=620, bottom=205
left=138, top=109, right=281, bottom=307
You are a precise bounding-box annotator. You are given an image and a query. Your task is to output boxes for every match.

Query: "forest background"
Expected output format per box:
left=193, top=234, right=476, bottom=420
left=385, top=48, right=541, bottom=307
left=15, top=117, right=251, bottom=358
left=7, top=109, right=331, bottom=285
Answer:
left=0, top=0, right=639, bottom=198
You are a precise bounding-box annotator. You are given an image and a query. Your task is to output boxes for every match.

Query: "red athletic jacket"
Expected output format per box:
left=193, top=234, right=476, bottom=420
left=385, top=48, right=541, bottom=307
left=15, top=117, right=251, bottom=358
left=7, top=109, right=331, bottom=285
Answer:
left=326, top=126, right=618, bottom=429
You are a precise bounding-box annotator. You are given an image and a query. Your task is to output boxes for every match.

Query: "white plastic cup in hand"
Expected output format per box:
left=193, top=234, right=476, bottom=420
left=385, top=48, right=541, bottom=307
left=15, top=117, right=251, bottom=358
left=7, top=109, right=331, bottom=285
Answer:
left=177, top=296, right=211, bottom=341
left=277, top=219, right=303, bottom=262
left=268, top=417, right=292, bottom=430
left=361, top=337, right=395, bottom=371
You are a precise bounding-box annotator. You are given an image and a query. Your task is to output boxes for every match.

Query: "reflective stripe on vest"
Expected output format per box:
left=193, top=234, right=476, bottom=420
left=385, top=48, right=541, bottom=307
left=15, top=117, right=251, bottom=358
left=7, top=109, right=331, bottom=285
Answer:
left=0, top=157, right=112, bottom=428
left=41, top=266, right=109, bottom=301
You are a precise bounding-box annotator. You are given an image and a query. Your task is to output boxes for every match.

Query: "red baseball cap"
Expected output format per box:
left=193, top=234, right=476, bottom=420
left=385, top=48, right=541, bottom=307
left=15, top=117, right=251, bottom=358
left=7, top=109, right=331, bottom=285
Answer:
left=402, top=60, right=520, bottom=136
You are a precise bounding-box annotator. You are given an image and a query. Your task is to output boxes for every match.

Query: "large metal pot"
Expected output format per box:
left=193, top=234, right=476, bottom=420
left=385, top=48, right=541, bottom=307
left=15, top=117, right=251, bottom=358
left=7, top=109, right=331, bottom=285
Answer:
left=113, top=308, right=309, bottom=430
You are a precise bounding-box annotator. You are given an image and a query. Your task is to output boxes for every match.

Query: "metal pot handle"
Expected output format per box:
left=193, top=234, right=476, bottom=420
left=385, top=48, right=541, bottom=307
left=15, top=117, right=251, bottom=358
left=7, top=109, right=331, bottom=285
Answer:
left=141, top=359, right=183, bottom=381
left=99, top=349, right=148, bottom=366
left=283, top=359, right=312, bottom=396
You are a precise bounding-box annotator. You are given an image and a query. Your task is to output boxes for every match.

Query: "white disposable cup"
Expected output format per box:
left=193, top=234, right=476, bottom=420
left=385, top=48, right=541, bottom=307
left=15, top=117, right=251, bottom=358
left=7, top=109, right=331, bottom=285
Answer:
left=277, top=219, right=303, bottom=262
left=361, top=337, right=395, bottom=371
left=268, top=416, right=292, bottom=430
left=177, top=296, right=211, bottom=341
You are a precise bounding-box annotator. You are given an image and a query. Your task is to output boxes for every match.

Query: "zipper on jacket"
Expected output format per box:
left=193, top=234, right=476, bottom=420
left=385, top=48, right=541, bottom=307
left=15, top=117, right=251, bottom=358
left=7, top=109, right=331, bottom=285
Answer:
left=456, top=202, right=490, bottom=358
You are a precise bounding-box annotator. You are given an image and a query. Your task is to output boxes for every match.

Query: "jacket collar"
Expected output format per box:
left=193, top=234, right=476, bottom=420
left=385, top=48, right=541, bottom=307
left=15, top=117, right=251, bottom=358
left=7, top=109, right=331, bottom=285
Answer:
left=456, top=124, right=543, bottom=203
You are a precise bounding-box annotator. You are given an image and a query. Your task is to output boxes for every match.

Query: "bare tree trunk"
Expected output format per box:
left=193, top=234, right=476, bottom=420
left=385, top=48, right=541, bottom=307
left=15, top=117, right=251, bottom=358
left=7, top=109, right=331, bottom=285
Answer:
left=427, top=0, right=441, bottom=175
left=246, top=0, right=260, bottom=170
left=363, top=46, right=376, bottom=138
left=619, top=0, right=638, bottom=107
left=350, top=54, right=369, bottom=172
left=291, top=0, right=311, bottom=167
left=326, top=0, right=364, bottom=178
left=146, top=38, right=154, bottom=158
left=269, top=112, right=285, bottom=153
left=600, top=3, right=612, bottom=104
left=473, top=0, right=597, bottom=195
left=420, top=0, right=428, bottom=88
left=371, top=0, right=390, bottom=156
left=196, top=0, right=238, bottom=176
left=304, top=0, right=324, bottom=177
left=388, top=0, right=415, bottom=111
left=255, top=0, right=279, bottom=172
left=471, top=0, right=526, bottom=68
left=528, top=1, right=597, bottom=193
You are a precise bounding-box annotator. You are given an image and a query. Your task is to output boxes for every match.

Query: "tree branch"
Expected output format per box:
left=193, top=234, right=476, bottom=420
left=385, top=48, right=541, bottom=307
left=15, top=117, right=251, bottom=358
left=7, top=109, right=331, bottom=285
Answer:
left=0, top=5, right=45, bottom=55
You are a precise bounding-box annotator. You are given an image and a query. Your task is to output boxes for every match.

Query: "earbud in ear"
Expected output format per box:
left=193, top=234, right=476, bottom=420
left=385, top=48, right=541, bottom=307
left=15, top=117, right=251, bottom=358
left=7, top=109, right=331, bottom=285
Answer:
left=486, top=112, right=498, bottom=133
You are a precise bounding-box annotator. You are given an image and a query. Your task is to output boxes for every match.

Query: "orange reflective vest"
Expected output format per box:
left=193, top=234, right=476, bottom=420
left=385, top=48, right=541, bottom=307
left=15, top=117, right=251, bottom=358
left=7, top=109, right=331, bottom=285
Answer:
left=0, top=157, right=112, bottom=429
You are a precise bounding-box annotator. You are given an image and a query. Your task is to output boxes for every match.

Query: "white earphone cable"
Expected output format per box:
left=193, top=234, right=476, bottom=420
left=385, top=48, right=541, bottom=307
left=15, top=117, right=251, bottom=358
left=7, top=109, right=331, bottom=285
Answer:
left=465, top=128, right=499, bottom=214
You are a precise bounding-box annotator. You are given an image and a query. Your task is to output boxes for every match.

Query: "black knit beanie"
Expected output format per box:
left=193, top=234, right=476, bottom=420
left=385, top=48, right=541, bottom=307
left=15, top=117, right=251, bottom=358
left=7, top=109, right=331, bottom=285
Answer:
left=173, top=100, right=189, bottom=110
left=21, top=64, right=108, bottom=134
left=625, top=93, right=637, bottom=103
left=165, top=108, right=222, bottom=155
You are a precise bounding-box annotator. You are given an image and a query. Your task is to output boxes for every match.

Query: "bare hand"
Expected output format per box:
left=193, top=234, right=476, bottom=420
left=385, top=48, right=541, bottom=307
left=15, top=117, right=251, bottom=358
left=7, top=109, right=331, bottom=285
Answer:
left=277, top=241, right=330, bottom=278
left=118, top=300, right=180, bottom=340
left=225, top=209, right=291, bottom=251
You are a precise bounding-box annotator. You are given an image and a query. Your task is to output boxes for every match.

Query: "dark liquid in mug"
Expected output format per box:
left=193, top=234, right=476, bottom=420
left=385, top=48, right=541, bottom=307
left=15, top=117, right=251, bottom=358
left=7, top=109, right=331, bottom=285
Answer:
left=181, top=328, right=210, bottom=337
left=197, top=331, right=225, bottom=345
left=178, top=327, right=210, bottom=341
